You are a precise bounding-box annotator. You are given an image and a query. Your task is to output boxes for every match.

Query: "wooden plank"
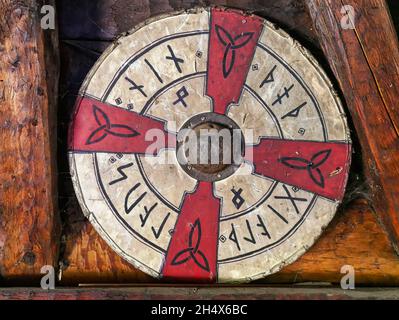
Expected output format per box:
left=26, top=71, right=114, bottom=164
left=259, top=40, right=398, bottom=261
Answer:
left=306, top=0, right=399, bottom=253
left=340, top=0, right=399, bottom=136
left=0, top=286, right=399, bottom=300
left=0, top=0, right=60, bottom=282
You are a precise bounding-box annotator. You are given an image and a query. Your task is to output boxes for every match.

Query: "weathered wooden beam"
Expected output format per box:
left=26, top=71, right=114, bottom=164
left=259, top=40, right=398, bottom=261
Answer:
left=0, top=286, right=399, bottom=300
left=0, top=0, right=60, bottom=282
left=306, top=0, right=399, bottom=253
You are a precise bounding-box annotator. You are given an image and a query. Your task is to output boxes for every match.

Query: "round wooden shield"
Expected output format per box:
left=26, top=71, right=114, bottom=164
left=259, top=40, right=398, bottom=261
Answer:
left=69, top=7, right=351, bottom=283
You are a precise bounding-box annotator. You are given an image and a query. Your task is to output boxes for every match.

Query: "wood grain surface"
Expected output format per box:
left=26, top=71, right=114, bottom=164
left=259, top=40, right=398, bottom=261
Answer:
left=1, top=286, right=399, bottom=300
left=0, top=0, right=60, bottom=282
left=306, top=0, right=399, bottom=254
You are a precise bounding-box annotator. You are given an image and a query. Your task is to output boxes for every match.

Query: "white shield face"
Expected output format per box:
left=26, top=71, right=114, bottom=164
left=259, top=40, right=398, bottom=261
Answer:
left=69, top=8, right=351, bottom=283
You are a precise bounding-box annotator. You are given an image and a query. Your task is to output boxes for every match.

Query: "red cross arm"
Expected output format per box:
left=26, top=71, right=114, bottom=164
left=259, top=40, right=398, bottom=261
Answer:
left=161, top=9, right=265, bottom=282
left=245, top=138, right=352, bottom=201
left=162, top=181, right=221, bottom=283
left=69, top=96, right=176, bottom=154
left=206, top=8, right=263, bottom=115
